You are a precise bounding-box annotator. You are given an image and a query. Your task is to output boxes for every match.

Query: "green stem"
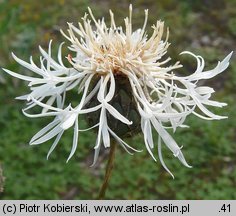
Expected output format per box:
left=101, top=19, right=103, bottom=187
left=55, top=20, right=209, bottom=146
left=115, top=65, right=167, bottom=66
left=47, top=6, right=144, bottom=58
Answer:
left=98, top=140, right=116, bottom=200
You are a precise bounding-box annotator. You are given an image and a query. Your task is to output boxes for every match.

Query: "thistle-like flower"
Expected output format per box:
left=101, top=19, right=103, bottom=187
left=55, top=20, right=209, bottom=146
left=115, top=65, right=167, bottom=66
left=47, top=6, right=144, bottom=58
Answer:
left=3, top=5, right=232, bottom=177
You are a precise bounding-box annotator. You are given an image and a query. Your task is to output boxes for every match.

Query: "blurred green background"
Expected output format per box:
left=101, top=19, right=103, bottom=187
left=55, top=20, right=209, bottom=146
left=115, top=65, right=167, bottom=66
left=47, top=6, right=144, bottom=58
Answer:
left=0, top=0, right=236, bottom=199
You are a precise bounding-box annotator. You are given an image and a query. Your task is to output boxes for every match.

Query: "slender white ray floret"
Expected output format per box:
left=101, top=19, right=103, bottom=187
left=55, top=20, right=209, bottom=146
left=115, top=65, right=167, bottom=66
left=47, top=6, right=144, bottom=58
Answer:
left=3, top=5, right=232, bottom=177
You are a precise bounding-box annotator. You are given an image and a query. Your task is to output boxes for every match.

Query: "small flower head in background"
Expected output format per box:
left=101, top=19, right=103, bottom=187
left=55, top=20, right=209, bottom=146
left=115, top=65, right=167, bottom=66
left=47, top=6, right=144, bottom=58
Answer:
left=3, top=5, right=232, bottom=177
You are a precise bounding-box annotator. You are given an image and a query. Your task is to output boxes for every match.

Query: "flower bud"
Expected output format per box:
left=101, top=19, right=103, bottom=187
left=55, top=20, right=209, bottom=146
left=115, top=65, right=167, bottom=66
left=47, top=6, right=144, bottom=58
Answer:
left=85, top=75, right=141, bottom=138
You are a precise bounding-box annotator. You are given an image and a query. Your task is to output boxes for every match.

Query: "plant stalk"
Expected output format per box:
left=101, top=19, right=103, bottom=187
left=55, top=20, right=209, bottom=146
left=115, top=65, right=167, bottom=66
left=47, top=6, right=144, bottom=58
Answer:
left=98, top=140, right=116, bottom=199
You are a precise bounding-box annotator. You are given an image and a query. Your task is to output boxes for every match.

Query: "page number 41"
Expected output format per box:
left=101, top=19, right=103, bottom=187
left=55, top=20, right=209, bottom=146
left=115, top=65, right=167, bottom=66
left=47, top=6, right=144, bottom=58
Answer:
left=219, top=204, right=230, bottom=213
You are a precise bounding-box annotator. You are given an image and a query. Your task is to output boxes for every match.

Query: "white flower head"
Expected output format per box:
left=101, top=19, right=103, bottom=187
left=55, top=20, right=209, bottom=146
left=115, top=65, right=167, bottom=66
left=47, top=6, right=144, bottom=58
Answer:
left=3, top=5, right=232, bottom=178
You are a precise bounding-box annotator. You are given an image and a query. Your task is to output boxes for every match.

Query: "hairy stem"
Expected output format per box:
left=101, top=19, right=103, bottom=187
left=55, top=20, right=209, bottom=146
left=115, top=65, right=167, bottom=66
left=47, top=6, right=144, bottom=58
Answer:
left=98, top=140, right=116, bottom=199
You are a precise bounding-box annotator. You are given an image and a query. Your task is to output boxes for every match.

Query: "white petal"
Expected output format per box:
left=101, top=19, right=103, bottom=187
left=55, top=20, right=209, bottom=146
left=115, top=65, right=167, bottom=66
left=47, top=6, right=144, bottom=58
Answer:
left=175, top=149, right=192, bottom=168
left=78, top=123, right=99, bottom=131
left=143, top=120, right=156, bottom=161
left=195, top=86, right=214, bottom=95
left=47, top=131, right=64, bottom=159
left=11, top=53, right=44, bottom=76
left=29, top=97, right=62, bottom=112
left=105, top=71, right=116, bottom=102
left=67, top=118, right=79, bottom=162
left=30, top=119, right=60, bottom=143
left=193, top=95, right=227, bottom=120
left=61, top=112, right=77, bottom=130
left=158, top=136, right=174, bottom=179
left=146, top=120, right=154, bottom=148
left=151, top=117, right=191, bottom=168
left=75, top=74, right=93, bottom=111
left=39, top=46, right=60, bottom=70
left=105, top=103, right=132, bottom=125
left=2, top=68, right=38, bottom=82
left=101, top=112, right=110, bottom=148
left=94, top=107, right=105, bottom=149
left=90, top=142, right=101, bottom=167
left=31, top=123, right=63, bottom=145
left=108, top=127, right=141, bottom=153
left=23, top=109, right=59, bottom=118
left=79, top=104, right=102, bottom=114
left=58, top=42, right=65, bottom=67
left=83, top=78, right=101, bottom=104
left=42, top=96, right=56, bottom=113
left=16, top=94, right=29, bottom=100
